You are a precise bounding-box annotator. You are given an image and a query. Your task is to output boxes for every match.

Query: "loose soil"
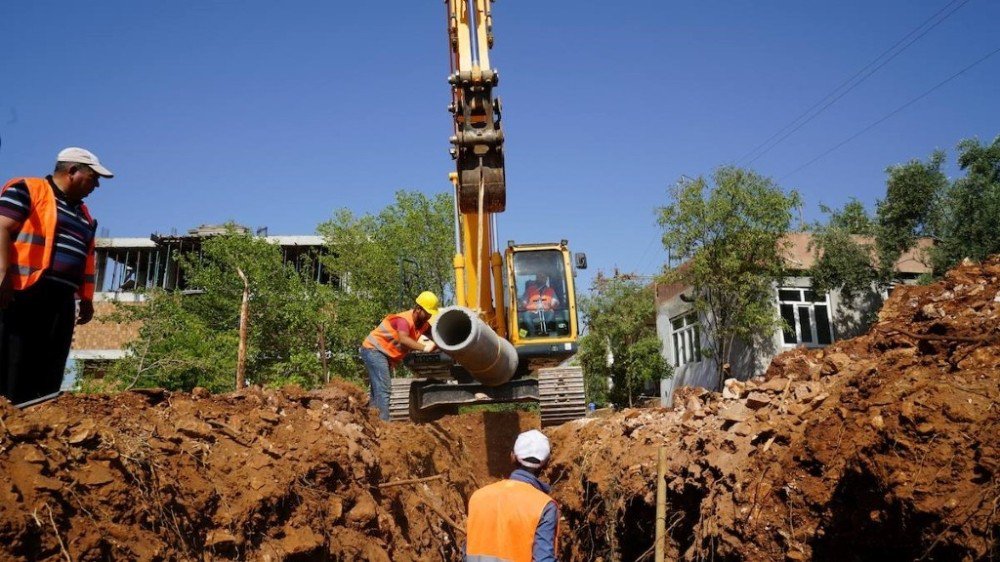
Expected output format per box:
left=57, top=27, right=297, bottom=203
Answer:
left=0, top=258, right=997, bottom=561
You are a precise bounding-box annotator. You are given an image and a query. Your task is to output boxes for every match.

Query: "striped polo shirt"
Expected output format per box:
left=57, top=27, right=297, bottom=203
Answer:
left=0, top=176, right=95, bottom=290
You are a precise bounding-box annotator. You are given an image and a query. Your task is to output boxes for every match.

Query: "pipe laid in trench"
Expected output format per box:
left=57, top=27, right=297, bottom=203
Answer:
left=431, top=306, right=518, bottom=387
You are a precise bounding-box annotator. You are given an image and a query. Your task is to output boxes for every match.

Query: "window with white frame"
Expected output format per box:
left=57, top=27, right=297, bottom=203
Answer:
left=671, top=312, right=701, bottom=367
left=778, top=288, right=834, bottom=346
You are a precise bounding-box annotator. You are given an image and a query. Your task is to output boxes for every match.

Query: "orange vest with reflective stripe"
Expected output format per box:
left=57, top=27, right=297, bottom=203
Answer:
left=525, top=285, right=555, bottom=312
left=362, top=309, right=428, bottom=363
left=1, top=177, right=97, bottom=300
left=466, top=479, right=559, bottom=562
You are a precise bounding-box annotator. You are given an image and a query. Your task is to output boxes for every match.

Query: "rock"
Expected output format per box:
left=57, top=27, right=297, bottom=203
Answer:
left=722, top=378, right=745, bottom=399
left=279, top=526, right=324, bottom=556
left=821, top=352, right=852, bottom=376
left=346, top=491, right=378, bottom=527
left=329, top=495, right=344, bottom=521
left=745, top=392, right=771, bottom=410
left=871, top=415, right=885, bottom=430
left=22, top=446, right=46, bottom=465
left=192, top=387, right=210, bottom=398
left=916, top=422, right=935, bottom=435
left=760, top=378, right=789, bottom=393
left=729, top=422, right=753, bottom=436
left=78, top=461, right=116, bottom=486
left=719, top=403, right=751, bottom=423
left=175, top=419, right=214, bottom=441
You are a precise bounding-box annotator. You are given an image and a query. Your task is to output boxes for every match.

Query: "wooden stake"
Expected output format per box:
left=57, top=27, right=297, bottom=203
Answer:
left=236, top=267, right=250, bottom=390
left=655, top=446, right=667, bottom=562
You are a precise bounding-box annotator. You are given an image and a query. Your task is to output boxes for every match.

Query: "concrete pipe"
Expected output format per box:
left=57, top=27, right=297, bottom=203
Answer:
left=431, top=306, right=518, bottom=386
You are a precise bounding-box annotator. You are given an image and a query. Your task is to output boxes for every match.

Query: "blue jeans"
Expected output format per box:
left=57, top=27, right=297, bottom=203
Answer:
left=360, top=346, right=392, bottom=420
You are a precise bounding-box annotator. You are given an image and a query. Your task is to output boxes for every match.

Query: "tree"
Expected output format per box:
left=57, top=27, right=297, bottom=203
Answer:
left=657, top=167, right=800, bottom=388
left=317, top=190, right=454, bottom=376
left=577, top=274, right=669, bottom=407
left=932, top=136, right=1000, bottom=271
left=809, top=199, right=878, bottom=301
left=102, top=230, right=338, bottom=392
left=875, top=152, right=947, bottom=278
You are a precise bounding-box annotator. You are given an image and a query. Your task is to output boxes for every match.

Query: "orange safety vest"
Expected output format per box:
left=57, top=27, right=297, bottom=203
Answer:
left=362, top=309, right=429, bottom=363
left=466, top=479, right=559, bottom=562
left=1, top=177, right=97, bottom=300
left=525, top=285, right=556, bottom=312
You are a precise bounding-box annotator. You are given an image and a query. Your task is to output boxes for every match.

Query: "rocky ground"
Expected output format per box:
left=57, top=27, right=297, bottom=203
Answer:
left=0, top=258, right=997, bottom=561
left=548, top=257, right=999, bottom=561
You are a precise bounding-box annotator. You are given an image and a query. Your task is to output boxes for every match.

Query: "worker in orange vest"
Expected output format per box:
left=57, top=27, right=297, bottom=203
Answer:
left=520, top=274, right=559, bottom=336
left=0, top=148, right=112, bottom=405
left=360, top=291, right=440, bottom=420
left=466, top=429, right=559, bottom=562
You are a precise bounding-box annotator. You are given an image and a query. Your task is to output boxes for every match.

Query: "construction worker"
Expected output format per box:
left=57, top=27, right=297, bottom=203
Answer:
left=466, top=429, right=558, bottom=562
left=360, top=291, right=440, bottom=420
left=521, top=274, right=559, bottom=335
left=0, top=148, right=112, bottom=405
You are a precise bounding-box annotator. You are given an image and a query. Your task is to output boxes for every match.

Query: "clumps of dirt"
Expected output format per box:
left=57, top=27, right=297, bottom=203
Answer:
left=0, top=380, right=487, bottom=561
left=547, top=257, right=1000, bottom=561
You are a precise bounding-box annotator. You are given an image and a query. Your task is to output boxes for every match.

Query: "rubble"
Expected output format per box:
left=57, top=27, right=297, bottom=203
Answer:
left=547, top=257, right=1000, bottom=560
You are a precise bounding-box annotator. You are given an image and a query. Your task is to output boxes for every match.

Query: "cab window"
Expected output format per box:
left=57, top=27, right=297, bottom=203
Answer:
left=512, top=250, right=570, bottom=338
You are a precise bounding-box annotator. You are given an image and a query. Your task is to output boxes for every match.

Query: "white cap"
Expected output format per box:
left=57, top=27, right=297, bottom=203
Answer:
left=513, top=429, right=550, bottom=468
left=57, top=147, right=114, bottom=178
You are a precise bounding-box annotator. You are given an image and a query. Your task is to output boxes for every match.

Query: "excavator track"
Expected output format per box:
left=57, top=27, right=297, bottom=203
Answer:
left=538, top=366, right=587, bottom=427
left=389, top=377, right=417, bottom=422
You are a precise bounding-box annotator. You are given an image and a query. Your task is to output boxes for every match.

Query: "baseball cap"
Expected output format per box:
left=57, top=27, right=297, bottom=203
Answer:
left=57, top=147, right=114, bottom=178
left=513, top=429, right=550, bottom=468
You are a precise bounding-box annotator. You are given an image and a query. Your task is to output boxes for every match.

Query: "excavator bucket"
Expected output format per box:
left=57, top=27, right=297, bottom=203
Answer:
left=456, top=148, right=505, bottom=213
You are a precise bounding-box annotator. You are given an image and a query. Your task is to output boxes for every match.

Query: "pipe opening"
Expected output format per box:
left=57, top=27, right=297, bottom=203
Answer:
left=435, top=308, right=474, bottom=348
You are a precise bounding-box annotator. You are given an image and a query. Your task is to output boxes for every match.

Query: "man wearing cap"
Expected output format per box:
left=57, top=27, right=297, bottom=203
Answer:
left=0, top=148, right=112, bottom=404
left=360, top=291, right=440, bottom=420
left=466, top=429, right=559, bottom=562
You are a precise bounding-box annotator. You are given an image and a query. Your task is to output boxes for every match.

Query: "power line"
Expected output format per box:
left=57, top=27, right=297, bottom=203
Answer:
left=737, top=0, right=973, bottom=166
left=780, top=45, right=1000, bottom=180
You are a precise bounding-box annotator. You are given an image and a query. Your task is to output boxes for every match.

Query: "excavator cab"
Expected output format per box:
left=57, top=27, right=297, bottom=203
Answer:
left=506, top=241, right=583, bottom=371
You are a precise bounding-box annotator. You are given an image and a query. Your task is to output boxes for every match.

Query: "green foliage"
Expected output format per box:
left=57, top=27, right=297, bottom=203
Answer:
left=931, top=136, right=1000, bottom=271
left=578, top=275, right=670, bottom=407
left=810, top=199, right=878, bottom=302
left=875, top=152, right=947, bottom=277
left=657, top=167, right=799, bottom=387
left=102, top=231, right=339, bottom=392
left=317, top=190, right=454, bottom=377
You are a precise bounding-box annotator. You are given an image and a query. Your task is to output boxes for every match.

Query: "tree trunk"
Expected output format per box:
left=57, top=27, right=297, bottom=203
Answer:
left=236, top=268, right=250, bottom=390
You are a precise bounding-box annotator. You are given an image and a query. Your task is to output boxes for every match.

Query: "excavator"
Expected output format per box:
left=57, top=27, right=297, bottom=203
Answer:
left=389, top=0, right=588, bottom=427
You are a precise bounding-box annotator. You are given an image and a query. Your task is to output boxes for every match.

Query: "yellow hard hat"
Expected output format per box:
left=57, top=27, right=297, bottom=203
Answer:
left=415, top=291, right=440, bottom=316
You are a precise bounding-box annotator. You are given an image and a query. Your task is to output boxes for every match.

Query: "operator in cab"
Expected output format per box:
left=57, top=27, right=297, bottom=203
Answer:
left=360, top=291, right=440, bottom=420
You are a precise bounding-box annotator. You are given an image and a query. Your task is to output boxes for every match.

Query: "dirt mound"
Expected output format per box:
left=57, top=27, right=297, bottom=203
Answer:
left=547, top=257, right=999, bottom=561
left=2, top=258, right=996, bottom=561
left=0, top=380, right=503, bottom=561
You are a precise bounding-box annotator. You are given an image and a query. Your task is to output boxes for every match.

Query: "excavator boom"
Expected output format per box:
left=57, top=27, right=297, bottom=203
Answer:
left=392, top=1, right=587, bottom=426
left=446, top=0, right=506, bottom=213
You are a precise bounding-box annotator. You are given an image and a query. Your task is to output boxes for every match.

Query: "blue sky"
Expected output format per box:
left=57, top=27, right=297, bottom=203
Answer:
left=2, top=1, right=998, bottom=294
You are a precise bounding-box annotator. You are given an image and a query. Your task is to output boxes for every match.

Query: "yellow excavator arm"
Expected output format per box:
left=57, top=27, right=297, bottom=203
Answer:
left=394, top=1, right=587, bottom=426
left=446, top=0, right=507, bottom=336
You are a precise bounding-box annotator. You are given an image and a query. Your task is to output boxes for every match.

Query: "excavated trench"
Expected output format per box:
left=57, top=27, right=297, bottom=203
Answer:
left=0, top=257, right=998, bottom=561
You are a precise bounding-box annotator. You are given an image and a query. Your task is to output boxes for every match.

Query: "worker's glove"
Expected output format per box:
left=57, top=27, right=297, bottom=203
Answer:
left=418, top=335, right=437, bottom=353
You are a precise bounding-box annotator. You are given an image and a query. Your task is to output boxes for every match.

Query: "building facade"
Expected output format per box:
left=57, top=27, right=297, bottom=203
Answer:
left=655, top=233, right=932, bottom=405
